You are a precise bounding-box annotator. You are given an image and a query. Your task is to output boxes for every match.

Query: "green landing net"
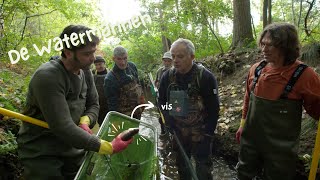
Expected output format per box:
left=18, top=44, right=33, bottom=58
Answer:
left=75, top=111, right=157, bottom=180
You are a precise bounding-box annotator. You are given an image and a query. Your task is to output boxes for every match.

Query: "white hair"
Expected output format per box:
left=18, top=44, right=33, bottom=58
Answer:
left=170, top=38, right=195, bottom=55
left=113, top=46, right=127, bottom=57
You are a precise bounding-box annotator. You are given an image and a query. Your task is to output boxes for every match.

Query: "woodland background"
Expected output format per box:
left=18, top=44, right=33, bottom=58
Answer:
left=0, top=0, right=320, bottom=179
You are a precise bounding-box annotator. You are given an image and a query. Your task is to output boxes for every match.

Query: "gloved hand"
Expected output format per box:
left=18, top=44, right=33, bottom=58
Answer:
left=235, top=118, right=245, bottom=144
left=79, top=116, right=92, bottom=134
left=111, top=133, right=133, bottom=153
left=98, top=139, right=113, bottom=155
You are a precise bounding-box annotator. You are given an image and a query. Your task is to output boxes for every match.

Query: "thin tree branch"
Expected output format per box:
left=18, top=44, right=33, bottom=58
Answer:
left=304, top=0, right=315, bottom=37
left=291, top=0, right=296, bottom=25
left=0, top=0, right=5, bottom=10
left=251, top=15, right=256, bottom=39
left=195, top=0, right=224, bottom=53
left=298, top=0, right=302, bottom=28
left=14, top=16, right=28, bottom=49
left=267, top=0, right=272, bottom=24
left=15, top=10, right=57, bottom=49
left=27, top=9, right=57, bottom=18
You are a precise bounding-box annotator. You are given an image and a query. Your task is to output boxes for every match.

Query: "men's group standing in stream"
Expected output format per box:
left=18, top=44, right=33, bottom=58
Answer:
left=14, top=22, right=320, bottom=180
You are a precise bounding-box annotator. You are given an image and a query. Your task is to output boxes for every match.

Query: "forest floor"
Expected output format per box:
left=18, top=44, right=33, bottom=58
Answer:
left=0, top=49, right=320, bottom=179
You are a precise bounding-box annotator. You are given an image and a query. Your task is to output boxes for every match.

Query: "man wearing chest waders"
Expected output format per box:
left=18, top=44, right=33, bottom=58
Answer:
left=158, top=38, right=220, bottom=180
left=92, top=55, right=109, bottom=126
left=155, top=51, right=173, bottom=135
left=235, top=22, right=320, bottom=180
left=17, top=25, right=133, bottom=180
left=104, top=46, right=145, bottom=119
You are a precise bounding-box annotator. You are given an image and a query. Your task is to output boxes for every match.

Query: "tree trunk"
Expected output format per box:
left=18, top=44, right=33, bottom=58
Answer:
left=0, top=5, right=3, bottom=38
left=159, top=3, right=170, bottom=52
left=291, top=0, right=296, bottom=26
left=175, top=0, right=179, bottom=18
left=263, top=0, right=272, bottom=28
left=201, top=0, right=208, bottom=44
left=263, top=0, right=268, bottom=28
left=298, top=0, right=303, bottom=28
left=232, top=0, right=253, bottom=48
left=267, top=0, right=272, bottom=25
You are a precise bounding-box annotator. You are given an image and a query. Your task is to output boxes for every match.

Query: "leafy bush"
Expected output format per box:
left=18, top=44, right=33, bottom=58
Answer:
left=0, top=130, right=18, bottom=155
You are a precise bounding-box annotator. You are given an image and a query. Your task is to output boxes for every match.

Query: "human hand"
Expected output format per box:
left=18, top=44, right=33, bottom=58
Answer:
left=236, top=127, right=243, bottom=144
left=236, top=118, right=246, bottom=143
left=111, top=133, right=133, bottom=153
left=79, top=116, right=92, bottom=134
left=98, top=139, right=113, bottom=155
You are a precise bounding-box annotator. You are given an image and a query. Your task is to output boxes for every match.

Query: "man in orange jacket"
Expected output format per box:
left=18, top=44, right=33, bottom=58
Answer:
left=235, top=22, right=320, bottom=180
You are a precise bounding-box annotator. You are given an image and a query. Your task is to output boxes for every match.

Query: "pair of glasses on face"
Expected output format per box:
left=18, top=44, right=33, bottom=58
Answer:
left=260, top=43, right=275, bottom=49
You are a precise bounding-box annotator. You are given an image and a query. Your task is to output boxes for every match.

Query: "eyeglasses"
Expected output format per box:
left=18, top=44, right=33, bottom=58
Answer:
left=260, top=43, right=275, bottom=50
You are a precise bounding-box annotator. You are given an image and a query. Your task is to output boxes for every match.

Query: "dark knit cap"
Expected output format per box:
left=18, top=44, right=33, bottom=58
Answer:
left=94, top=55, right=105, bottom=63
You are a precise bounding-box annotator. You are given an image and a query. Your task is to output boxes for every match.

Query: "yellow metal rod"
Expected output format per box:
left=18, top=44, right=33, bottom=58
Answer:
left=0, top=107, right=49, bottom=129
left=309, top=118, right=320, bottom=180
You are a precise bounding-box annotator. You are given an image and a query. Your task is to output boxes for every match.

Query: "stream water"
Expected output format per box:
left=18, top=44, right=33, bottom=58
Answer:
left=140, top=91, right=237, bottom=180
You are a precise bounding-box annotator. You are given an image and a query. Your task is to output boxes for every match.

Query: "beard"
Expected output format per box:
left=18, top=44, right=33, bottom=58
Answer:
left=72, top=53, right=91, bottom=70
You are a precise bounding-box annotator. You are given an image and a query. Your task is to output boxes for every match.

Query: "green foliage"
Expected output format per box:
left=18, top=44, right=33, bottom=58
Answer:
left=108, top=0, right=233, bottom=75
left=0, top=69, right=28, bottom=112
left=268, top=0, right=320, bottom=43
left=0, top=130, right=18, bottom=155
left=0, top=0, right=99, bottom=67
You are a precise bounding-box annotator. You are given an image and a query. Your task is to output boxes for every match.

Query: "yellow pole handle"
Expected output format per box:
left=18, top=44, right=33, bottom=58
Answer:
left=159, top=110, right=165, bottom=124
left=309, top=118, right=320, bottom=180
left=0, top=107, right=49, bottom=129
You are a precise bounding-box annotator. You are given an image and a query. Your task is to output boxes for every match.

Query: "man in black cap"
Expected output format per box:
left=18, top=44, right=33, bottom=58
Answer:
left=92, top=55, right=109, bottom=75
left=92, top=55, right=109, bottom=125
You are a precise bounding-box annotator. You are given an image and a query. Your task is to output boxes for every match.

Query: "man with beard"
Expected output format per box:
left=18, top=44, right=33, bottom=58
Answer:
left=17, top=25, right=133, bottom=179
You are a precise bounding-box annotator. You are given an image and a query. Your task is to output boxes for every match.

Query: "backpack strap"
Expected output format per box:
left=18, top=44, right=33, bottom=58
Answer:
left=127, top=64, right=138, bottom=82
left=168, top=67, right=176, bottom=84
left=280, top=64, right=308, bottom=99
left=251, top=61, right=268, bottom=92
left=196, top=64, right=205, bottom=89
left=168, top=64, right=205, bottom=89
left=167, top=67, right=178, bottom=102
left=110, top=70, right=121, bottom=82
